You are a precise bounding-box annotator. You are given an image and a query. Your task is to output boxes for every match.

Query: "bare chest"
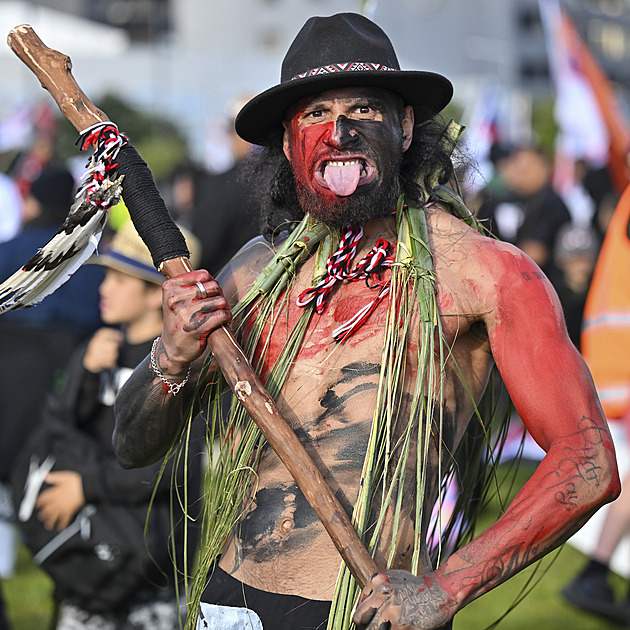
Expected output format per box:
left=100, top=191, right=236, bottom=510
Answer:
left=221, top=230, right=491, bottom=597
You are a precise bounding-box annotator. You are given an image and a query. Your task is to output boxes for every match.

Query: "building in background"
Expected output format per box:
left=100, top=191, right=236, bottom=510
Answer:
left=0, top=0, right=629, bottom=164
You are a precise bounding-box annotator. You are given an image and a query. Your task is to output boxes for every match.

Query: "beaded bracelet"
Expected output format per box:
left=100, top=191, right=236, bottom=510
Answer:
left=150, top=337, right=191, bottom=396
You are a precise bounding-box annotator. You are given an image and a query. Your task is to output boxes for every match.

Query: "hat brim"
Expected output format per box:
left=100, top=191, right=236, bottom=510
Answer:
left=235, top=70, right=453, bottom=146
left=88, top=253, right=164, bottom=285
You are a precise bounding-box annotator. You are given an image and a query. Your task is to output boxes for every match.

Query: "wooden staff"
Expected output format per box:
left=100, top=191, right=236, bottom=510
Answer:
left=7, top=24, right=378, bottom=588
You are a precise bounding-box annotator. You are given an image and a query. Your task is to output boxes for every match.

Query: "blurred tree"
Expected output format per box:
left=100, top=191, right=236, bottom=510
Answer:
left=532, top=97, right=558, bottom=158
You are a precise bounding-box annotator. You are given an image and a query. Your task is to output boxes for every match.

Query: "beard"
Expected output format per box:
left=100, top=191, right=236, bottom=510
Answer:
left=294, top=156, right=404, bottom=229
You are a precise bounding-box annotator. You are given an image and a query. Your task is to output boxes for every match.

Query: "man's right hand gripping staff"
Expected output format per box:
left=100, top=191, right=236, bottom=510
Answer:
left=159, top=270, right=232, bottom=378
left=113, top=269, right=231, bottom=469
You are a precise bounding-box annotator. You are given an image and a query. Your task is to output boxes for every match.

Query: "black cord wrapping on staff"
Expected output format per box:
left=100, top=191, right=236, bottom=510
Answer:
left=115, top=143, right=190, bottom=269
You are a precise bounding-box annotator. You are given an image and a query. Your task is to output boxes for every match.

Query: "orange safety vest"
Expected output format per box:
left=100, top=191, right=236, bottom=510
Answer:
left=581, top=184, right=630, bottom=419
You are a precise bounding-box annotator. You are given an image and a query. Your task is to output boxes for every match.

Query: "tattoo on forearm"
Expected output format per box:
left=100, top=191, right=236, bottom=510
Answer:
left=458, top=538, right=543, bottom=592
left=545, top=415, right=605, bottom=511
left=446, top=415, right=608, bottom=594
left=555, top=482, right=578, bottom=511
left=114, top=355, right=188, bottom=465
left=154, top=340, right=189, bottom=379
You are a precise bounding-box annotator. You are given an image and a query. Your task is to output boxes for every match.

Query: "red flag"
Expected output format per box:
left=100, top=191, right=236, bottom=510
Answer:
left=540, top=0, right=630, bottom=193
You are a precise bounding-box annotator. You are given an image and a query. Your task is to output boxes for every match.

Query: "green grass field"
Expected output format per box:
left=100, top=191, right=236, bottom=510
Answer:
left=3, top=544, right=55, bottom=629
left=2, top=463, right=626, bottom=629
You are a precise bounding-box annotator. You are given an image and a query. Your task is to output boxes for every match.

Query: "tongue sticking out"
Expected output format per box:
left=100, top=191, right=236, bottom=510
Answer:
left=324, top=162, right=362, bottom=196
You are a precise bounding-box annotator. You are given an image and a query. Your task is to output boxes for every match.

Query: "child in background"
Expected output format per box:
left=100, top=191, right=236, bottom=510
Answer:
left=31, top=220, right=202, bottom=630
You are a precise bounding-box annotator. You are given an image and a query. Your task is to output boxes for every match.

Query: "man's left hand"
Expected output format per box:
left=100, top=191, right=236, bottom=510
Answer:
left=353, top=570, right=457, bottom=630
left=35, top=470, right=85, bottom=531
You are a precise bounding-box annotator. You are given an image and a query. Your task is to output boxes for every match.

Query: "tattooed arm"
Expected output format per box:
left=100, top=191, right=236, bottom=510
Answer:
left=113, top=238, right=274, bottom=468
left=354, top=244, right=620, bottom=629
left=113, top=268, right=232, bottom=468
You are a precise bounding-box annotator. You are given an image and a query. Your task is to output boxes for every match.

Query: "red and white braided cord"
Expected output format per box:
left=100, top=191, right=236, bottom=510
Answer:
left=76, top=122, right=127, bottom=210
left=296, top=225, right=394, bottom=342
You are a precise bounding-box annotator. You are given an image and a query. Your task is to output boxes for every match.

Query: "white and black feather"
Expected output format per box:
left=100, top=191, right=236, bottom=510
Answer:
left=0, top=175, right=124, bottom=312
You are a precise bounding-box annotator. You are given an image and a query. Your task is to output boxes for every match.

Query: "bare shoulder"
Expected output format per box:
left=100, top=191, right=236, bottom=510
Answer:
left=426, top=204, right=562, bottom=323
left=216, top=235, right=281, bottom=306
left=427, top=203, right=515, bottom=266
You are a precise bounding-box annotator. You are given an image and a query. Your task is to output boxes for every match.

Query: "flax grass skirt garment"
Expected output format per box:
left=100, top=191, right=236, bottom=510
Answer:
left=201, top=566, right=454, bottom=630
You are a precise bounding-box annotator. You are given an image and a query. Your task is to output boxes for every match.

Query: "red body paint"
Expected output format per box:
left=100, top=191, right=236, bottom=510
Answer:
left=432, top=241, right=619, bottom=608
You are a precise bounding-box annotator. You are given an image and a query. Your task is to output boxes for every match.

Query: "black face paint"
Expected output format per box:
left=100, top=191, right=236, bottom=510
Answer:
left=288, top=89, right=407, bottom=227
left=331, top=115, right=360, bottom=149
left=294, top=120, right=405, bottom=226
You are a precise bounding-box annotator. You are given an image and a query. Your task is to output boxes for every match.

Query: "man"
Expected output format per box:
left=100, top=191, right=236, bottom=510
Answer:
left=113, top=13, right=619, bottom=630
left=476, top=144, right=572, bottom=282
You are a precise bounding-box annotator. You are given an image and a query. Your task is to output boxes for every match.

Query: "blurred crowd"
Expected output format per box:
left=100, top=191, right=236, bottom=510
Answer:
left=0, top=95, right=262, bottom=630
left=467, top=142, right=617, bottom=350
left=465, top=140, right=630, bottom=625
left=0, top=97, right=629, bottom=629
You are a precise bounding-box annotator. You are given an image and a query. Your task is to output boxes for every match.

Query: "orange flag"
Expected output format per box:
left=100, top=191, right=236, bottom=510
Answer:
left=540, top=0, right=630, bottom=193
left=561, top=10, right=630, bottom=192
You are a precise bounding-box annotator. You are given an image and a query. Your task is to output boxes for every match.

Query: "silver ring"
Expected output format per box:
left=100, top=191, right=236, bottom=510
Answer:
left=195, top=281, right=207, bottom=300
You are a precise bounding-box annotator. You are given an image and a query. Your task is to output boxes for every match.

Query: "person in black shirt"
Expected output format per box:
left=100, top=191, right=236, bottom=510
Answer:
left=33, top=221, right=202, bottom=630
left=192, top=94, right=262, bottom=275
left=476, top=145, right=572, bottom=280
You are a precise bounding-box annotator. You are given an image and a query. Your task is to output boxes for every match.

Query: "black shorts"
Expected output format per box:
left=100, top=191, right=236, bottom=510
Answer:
left=201, top=565, right=454, bottom=630
left=201, top=565, right=330, bottom=629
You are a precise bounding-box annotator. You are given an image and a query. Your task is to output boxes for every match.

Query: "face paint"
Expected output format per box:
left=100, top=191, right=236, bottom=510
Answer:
left=321, top=116, right=367, bottom=196
left=285, top=88, right=407, bottom=226
left=288, top=116, right=339, bottom=205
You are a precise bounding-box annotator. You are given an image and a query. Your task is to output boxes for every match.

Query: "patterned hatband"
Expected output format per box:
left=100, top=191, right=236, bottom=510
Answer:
left=292, top=62, right=398, bottom=80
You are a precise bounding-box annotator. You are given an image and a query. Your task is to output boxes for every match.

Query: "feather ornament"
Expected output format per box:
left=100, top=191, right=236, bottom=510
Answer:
left=0, top=122, right=125, bottom=313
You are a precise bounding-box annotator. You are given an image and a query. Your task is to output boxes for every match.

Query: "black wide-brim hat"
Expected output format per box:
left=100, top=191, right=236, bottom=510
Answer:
left=235, top=12, right=453, bottom=146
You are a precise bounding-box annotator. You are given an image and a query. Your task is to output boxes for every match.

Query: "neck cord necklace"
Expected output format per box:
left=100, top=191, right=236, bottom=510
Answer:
left=296, top=221, right=395, bottom=343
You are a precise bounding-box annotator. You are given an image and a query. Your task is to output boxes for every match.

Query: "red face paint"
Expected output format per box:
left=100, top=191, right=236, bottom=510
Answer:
left=285, top=88, right=407, bottom=226
left=287, top=116, right=339, bottom=204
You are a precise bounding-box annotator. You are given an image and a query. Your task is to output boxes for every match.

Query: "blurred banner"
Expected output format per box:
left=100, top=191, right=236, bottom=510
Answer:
left=461, top=78, right=502, bottom=197
left=539, top=0, right=630, bottom=195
